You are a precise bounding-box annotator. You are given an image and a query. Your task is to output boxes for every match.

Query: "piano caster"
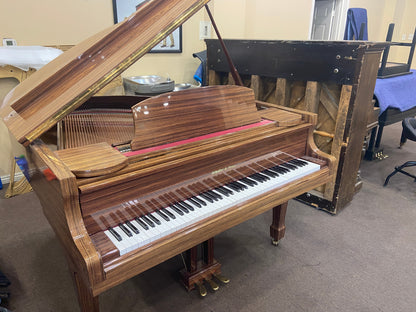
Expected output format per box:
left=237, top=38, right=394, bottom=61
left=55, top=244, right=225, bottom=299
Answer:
left=271, top=239, right=280, bottom=246
left=206, top=278, right=219, bottom=291
left=213, top=273, right=230, bottom=284
left=195, top=281, right=208, bottom=297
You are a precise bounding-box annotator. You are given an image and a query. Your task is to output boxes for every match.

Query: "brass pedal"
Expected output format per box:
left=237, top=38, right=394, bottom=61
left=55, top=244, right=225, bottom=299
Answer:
left=206, top=278, right=219, bottom=291
left=195, top=281, right=207, bottom=297
left=213, top=273, right=230, bottom=284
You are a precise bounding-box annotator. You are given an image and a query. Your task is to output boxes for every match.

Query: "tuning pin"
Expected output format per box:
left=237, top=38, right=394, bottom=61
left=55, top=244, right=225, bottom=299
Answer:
left=213, top=273, right=230, bottom=284
left=206, top=278, right=219, bottom=291
left=195, top=281, right=207, bottom=297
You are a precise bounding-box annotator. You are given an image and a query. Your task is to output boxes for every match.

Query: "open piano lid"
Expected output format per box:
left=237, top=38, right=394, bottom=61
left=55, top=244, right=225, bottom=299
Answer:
left=0, top=0, right=211, bottom=146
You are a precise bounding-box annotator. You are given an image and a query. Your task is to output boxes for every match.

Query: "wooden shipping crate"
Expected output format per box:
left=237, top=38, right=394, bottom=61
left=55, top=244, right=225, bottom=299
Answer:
left=206, top=40, right=386, bottom=214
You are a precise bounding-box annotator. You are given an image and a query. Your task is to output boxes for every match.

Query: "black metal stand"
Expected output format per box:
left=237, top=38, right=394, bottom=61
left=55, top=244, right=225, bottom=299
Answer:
left=384, top=161, right=416, bottom=186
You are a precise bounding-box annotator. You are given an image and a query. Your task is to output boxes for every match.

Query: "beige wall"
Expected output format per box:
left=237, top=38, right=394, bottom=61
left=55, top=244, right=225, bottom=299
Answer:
left=350, top=0, right=416, bottom=67
left=0, top=0, right=415, bottom=178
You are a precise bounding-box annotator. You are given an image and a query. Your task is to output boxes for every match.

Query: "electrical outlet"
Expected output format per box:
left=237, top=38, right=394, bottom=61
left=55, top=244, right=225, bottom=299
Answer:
left=401, top=34, right=407, bottom=40
left=3, top=38, right=17, bottom=46
left=408, top=33, right=414, bottom=40
left=199, top=21, right=211, bottom=40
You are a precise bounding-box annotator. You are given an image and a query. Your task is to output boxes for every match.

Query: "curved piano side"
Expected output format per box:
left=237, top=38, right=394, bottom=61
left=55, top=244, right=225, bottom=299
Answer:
left=27, top=140, right=103, bottom=308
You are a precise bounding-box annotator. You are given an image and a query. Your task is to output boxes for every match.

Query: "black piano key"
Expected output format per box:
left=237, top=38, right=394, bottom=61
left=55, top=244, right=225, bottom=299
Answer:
left=119, top=223, right=133, bottom=237
left=228, top=181, right=243, bottom=190
left=135, top=217, right=149, bottom=230
left=226, top=183, right=241, bottom=192
left=209, top=190, right=223, bottom=200
left=125, top=220, right=139, bottom=234
left=171, top=205, right=184, bottom=216
left=173, top=203, right=189, bottom=213
left=281, top=162, right=297, bottom=170
left=217, top=186, right=233, bottom=195
left=179, top=201, right=194, bottom=211
left=215, top=187, right=230, bottom=197
left=240, top=177, right=257, bottom=186
left=162, top=208, right=176, bottom=219
left=249, top=174, right=264, bottom=183
left=191, top=196, right=207, bottom=206
left=262, top=169, right=278, bottom=177
left=156, top=210, right=170, bottom=221
left=199, top=193, right=214, bottom=203
left=108, top=227, right=122, bottom=241
left=289, top=159, right=306, bottom=166
left=142, top=215, right=156, bottom=227
left=255, top=172, right=270, bottom=181
left=233, top=181, right=248, bottom=189
left=272, top=165, right=289, bottom=173
left=187, top=197, right=202, bottom=208
left=147, top=214, right=161, bottom=225
left=205, top=190, right=220, bottom=201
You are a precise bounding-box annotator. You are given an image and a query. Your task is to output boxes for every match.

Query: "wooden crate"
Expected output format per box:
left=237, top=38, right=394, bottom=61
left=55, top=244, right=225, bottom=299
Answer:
left=206, top=40, right=386, bottom=214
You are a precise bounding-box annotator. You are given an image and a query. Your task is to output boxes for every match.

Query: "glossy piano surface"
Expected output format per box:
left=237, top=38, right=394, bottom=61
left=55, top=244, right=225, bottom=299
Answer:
left=27, top=85, right=334, bottom=299
left=0, top=1, right=335, bottom=311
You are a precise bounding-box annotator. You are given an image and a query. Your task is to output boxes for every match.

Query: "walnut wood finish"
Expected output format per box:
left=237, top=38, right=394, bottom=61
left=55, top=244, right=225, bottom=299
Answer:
left=130, top=85, right=260, bottom=150
left=79, top=125, right=310, bottom=217
left=0, top=0, right=211, bottom=146
left=26, top=106, right=334, bottom=311
left=270, top=202, right=288, bottom=244
left=54, top=142, right=128, bottom=178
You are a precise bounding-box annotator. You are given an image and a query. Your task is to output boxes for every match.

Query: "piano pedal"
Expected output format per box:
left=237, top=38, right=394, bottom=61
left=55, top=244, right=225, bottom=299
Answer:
left=213, top=273, right=230, bottom=284
left=195, top=281, right=207, bottom=297
left=205, top=278, right=219, bottom=291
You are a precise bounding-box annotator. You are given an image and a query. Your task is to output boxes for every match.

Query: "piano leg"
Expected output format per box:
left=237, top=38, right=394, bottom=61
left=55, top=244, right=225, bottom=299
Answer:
left=270, top=202, right=288, bottom=246
left=180, top=238, right=222, bottom=295
left=71, top=270, right=99, bottom=312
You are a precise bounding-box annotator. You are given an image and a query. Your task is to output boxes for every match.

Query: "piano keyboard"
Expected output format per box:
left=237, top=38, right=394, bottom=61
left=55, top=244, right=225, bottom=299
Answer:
left=101, top=156, right=320, bottom=256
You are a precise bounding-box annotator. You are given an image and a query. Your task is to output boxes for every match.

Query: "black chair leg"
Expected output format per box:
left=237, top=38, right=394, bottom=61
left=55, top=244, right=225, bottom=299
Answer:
left=384, top=161, right=416, bottom=186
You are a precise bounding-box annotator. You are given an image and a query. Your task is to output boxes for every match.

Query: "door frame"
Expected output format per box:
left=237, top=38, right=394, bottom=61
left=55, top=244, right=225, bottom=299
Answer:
left=309, top=0, right=350, bottom=40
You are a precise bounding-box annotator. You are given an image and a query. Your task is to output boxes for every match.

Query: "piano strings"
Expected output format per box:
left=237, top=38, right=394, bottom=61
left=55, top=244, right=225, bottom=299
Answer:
left=59, top=108, right=134, bottom=149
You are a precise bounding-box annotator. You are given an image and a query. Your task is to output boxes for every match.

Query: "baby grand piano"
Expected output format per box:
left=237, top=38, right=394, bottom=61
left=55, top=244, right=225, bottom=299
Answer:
left=0, top=0, right=334, bottom=311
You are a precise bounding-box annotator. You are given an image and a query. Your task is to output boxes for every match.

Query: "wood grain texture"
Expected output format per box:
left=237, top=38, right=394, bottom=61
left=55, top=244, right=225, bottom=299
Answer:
left=304, top=81, right=321, bottom=113
left=260, top=108, right=303, bottom=126
left=207, top=40, right=385, bottom=213
left=0, top=0, right=211, bottom=146
left=323, top=85, right=352, bottom=200
left=270, top=203, right=288, bottom=243
left=28, top=141, right=103, bottom=287
left=275, top=78, right=290, bottom=106
left=80, top=125, right=310, bottom=217
left=334, top=50, right=383, bottom=208
left=130, top=85, right=260, bottom=150
left=93, top=167, right=331, bottom=296
left=55, top=142, right=128, bottom=178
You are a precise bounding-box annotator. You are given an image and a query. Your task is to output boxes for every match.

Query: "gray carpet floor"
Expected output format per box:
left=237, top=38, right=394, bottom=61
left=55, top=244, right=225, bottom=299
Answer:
left=0, top=122, right=415, bottom=312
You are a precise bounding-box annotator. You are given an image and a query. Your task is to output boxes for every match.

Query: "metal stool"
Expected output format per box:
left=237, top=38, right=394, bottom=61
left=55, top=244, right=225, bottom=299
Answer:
left=384, top=117, right=416, bottom=186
